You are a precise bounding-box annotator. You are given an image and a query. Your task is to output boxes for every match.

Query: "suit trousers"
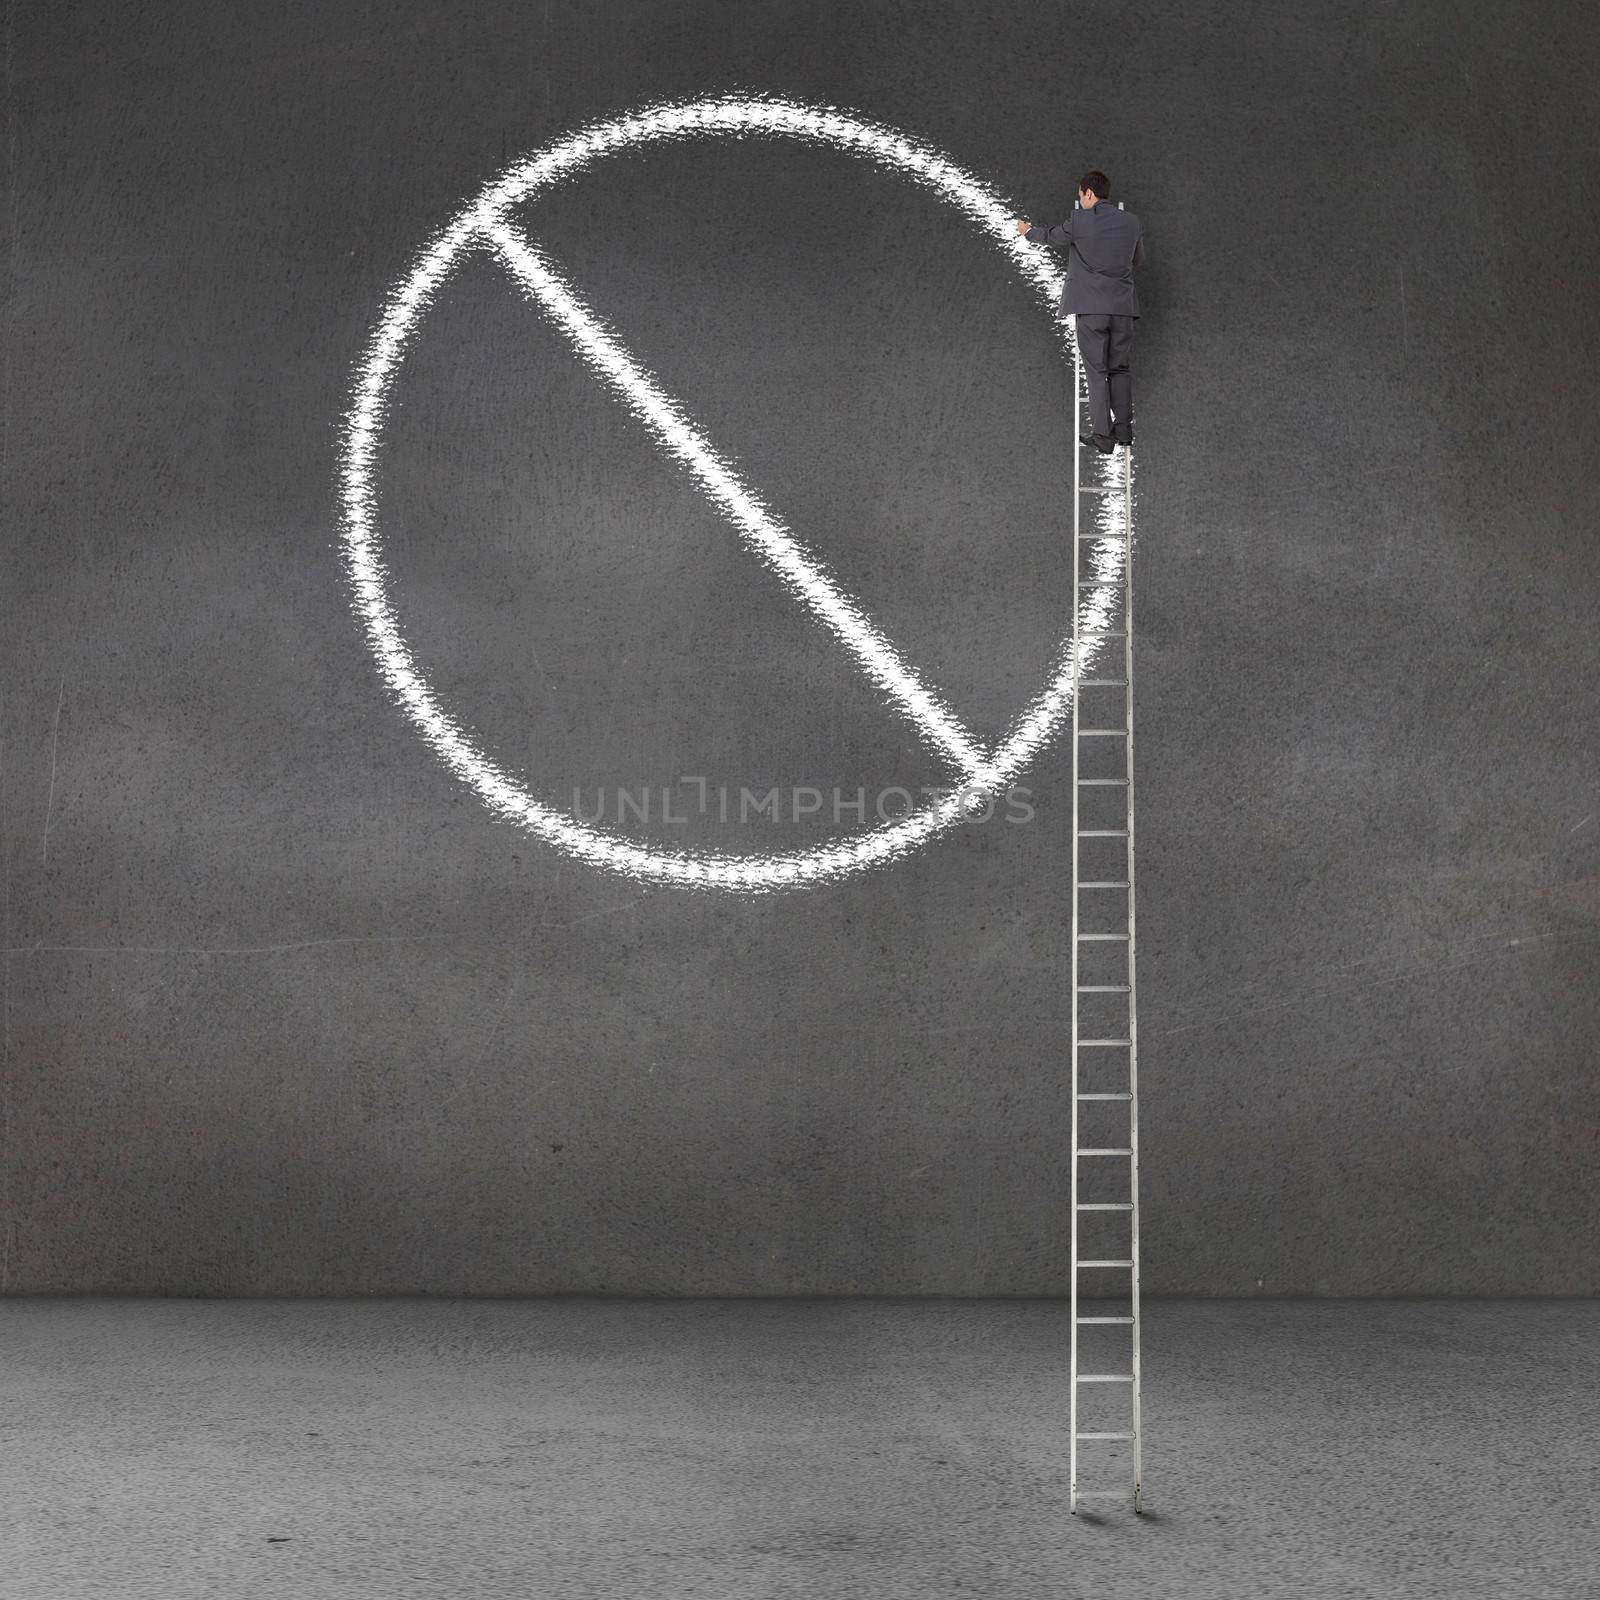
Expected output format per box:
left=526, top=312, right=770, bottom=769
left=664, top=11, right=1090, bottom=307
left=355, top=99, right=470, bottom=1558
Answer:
left=1074, top=313, right=1135, bottom=441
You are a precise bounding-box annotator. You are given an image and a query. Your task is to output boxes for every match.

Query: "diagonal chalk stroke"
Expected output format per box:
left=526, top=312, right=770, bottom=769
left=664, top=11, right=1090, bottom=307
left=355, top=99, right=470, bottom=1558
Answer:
left=482, top=217, right=992, bottom=783
left=337, top=91, right=1131, bottom=892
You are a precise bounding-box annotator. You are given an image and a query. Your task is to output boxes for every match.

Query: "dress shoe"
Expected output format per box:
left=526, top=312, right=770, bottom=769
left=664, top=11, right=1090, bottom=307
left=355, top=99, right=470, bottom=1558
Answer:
left=1080, top=431, right=1115, bottom=455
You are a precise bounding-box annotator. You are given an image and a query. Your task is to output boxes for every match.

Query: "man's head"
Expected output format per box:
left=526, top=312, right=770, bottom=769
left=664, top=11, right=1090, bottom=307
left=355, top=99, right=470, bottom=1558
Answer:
left=1078, top=170, right=1110, bottom=208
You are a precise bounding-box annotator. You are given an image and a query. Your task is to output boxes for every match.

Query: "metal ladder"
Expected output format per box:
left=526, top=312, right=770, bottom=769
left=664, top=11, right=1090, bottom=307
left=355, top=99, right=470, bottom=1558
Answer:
left=1068, top=304, right=1142, bottom=1515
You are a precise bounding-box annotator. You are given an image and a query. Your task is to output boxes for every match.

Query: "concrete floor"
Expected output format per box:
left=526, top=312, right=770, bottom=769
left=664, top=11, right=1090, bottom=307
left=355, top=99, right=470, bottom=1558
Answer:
left=3, top=1299, right=1595, bottom=1599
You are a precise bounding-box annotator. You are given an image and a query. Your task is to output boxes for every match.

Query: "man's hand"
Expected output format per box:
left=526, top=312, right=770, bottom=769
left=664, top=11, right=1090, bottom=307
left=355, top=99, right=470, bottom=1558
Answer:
left=1014, top=218, right=1031, bottom=236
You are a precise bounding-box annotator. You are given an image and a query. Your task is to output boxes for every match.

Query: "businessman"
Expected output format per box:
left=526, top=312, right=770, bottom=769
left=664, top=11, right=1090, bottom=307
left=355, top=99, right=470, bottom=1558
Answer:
left=1015, top=171, right=1145, bottom=454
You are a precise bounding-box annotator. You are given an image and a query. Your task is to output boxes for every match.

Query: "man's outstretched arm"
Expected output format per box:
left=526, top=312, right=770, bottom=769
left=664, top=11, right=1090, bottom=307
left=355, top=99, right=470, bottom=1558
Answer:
left=1014, top=216, right=1073, bottom=246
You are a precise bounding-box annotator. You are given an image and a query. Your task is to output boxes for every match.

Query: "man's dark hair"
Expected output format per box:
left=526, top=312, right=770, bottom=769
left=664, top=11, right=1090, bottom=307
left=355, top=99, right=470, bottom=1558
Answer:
left=1079, top=170, right=1110, bottom=199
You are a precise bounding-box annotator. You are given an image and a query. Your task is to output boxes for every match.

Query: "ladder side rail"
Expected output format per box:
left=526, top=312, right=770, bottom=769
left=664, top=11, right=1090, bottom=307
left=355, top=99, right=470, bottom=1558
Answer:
left=1123, top=453, right=1143, bottom=1514
left=1068, top=338, right=1083, bottom=1515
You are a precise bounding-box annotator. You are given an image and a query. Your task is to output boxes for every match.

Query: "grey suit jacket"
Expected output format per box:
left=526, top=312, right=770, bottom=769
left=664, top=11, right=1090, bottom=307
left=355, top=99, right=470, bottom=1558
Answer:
left=1024, top=202, right=1146, bottom=318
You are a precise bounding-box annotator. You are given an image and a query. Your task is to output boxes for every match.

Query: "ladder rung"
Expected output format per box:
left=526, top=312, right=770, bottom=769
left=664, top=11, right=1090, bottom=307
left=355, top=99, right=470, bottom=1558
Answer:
left=1077, top=1432, right=1135, bottom=1440
left=1077, top=728, right=1128, bottom=736
left=1078, top=485, right=1127, bottom=495
left=1079, top=881, right=1129, bottom=889
left=1073, top=1490, right=1131, bottom=1499
left=1077, top=1374, right=1135, bottom=1383
left=1076, top=933, right=1129, bottom=940
left=1076, top=1202, right=1133, bottom=1210
left=1077, top=1317, right=1134, bottom=1324
left=1078, top=829, right=1129, bottom=838
left=1076, top=535, right=1127, bottom=542
left=1077, top=1150, right=1133, bottom=1158
left=1076, top=777, right=1128, bottom=786
left=1078, top=1039, right=1131, bottom=1047
left=1077, top=678, right=1127, bottom=686
left=1077, top=1261, right=1135, bottom=1269
left=1076, top=579, right=1125, bottom=588
left=1075, top=628, right=1128, bottom=636
left=1076, top=1094, right=1131, bottom=1103
left=1078, top=984, right=1130, bottom=993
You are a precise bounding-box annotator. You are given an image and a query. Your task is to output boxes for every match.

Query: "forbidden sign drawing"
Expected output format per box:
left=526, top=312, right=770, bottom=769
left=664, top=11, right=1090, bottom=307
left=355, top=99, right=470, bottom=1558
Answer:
left=336, top=92, right=1129, bottom=891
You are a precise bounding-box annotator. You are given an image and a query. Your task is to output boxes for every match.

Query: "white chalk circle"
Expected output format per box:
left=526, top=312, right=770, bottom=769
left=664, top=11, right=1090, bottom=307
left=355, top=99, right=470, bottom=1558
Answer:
left=337, top=91, right=1127, bottom=891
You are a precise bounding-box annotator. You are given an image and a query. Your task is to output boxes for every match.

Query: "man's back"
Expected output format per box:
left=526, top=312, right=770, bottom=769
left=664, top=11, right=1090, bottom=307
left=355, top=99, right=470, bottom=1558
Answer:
left=1027, top=203, right=1145, bottom=317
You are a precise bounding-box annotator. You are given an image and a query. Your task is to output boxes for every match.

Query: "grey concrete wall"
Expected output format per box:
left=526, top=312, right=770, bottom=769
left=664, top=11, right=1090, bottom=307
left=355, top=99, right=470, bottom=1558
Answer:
left=3, top=0, right=1597, bottom=1295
